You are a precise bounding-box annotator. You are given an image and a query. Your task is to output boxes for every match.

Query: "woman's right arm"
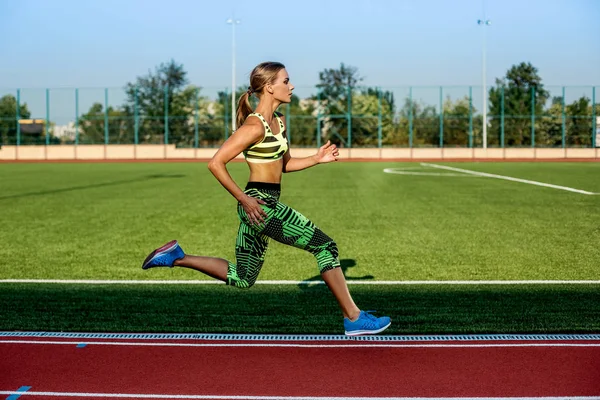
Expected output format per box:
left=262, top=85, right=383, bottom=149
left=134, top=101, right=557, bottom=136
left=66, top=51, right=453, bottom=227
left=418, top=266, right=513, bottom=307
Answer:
left=207, top=122, right=267, bottom=225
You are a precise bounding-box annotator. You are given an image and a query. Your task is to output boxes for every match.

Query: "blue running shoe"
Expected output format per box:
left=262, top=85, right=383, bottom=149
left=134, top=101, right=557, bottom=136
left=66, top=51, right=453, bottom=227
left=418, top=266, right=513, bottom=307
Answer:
left=142, top=240, right=185, bottom=270
left=344, top=311, right=391, bottom=336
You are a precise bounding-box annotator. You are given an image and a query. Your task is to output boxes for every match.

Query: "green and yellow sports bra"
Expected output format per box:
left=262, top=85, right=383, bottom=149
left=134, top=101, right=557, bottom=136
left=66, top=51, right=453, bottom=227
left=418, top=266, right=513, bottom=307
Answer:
left=243, top=112, right=289, bottom=163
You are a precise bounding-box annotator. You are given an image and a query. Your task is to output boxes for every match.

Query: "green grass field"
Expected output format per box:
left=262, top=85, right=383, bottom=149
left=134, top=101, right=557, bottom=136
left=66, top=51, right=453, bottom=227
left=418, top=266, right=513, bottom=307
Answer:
left=1, top=161, right=599, bottom=334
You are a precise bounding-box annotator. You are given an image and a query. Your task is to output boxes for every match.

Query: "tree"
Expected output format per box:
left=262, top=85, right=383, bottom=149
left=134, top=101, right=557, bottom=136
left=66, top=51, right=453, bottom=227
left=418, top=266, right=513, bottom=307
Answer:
left=123, top=60, right=196, bottom=146
left=395, top=98, right=439, bottom=147
left=314, top=65, right=398, bottom=147
left=317, top=63, right=362, bottom=93
left=565, top=96, right=593, bottom=146
left=282, top=93, right=319, bottom=147
left=488, top=62, right=549, bottom=146
left=79, top=103, right=132, bottom=144
left=348, top=88, right=395, bottom=147
left=443, top=96, right=479, bottom=146
left=315, top=63, right=364, bottom=146
left=529, top=94, right=597, bottom=148
left=0, top=94, right=31, bottom=145
left=536, top=97, right=564, bottom=147
left=194, top=87, right=239, bottom=147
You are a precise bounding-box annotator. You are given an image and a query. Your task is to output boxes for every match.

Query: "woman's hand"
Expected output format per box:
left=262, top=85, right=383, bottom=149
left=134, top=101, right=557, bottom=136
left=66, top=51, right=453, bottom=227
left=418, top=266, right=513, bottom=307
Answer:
left=239, top=194, right=268, bottom=226
left=315, top=140, right=340, bottom=164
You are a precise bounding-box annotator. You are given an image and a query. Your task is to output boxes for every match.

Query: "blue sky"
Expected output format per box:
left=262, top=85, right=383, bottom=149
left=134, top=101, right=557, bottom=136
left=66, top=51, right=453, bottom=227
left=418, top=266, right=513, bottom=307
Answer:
left=0, top=0, right=598, bottom=121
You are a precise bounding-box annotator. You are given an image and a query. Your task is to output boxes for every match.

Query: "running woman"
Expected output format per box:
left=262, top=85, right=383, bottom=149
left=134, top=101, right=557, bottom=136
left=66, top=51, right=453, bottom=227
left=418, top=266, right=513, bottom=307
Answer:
left=142, top=61, right=391, bottom=336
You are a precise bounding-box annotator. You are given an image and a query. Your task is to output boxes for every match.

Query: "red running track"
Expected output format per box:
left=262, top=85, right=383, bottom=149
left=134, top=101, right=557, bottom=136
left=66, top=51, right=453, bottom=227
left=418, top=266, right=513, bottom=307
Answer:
left=1, top=336, right=600, bottom=399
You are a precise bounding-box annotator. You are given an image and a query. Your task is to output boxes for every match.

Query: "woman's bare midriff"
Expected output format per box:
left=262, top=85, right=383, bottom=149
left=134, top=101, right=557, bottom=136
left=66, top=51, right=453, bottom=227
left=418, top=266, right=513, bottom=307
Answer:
left=247, top=159, right=284, bottom=184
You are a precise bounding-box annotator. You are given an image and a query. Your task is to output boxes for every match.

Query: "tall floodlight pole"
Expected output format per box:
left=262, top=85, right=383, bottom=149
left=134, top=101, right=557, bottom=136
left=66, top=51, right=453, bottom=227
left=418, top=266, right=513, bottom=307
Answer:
left=227, top=17, right=241, bottom=132
left=478, top=17, right=491, bottom=149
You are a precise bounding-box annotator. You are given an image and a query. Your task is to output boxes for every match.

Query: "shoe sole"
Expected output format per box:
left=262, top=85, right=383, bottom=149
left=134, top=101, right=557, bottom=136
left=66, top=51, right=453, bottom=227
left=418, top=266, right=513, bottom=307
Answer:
left=344, top=321, right=392, bottom=336
left=142, top=240, right=179, bottom=270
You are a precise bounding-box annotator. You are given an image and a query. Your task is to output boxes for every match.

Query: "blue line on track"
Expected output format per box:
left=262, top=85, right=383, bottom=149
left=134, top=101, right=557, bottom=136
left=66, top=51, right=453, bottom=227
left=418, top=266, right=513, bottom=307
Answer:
left=6, top=386, right=31, bottom=400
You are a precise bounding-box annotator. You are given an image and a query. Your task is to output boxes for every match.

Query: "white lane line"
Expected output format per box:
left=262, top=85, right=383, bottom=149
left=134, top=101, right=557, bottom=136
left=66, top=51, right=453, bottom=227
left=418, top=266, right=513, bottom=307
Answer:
left=0, top=392, right=599, bottom=399
left=421, top=163, right=598, bottom=195
left=1, top=279, right=600, bottom=285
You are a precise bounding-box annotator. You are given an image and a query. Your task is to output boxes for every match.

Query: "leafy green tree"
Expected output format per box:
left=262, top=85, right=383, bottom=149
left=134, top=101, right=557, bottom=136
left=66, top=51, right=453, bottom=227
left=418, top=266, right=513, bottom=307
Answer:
left=394, top=98, right=439, bottom=147
left=488, top=62, right=549, bottom=146
left=536, top=97, right=564, bottom=147
left=79, top=103, right=132, bottom=144
left=123, top=60, right=195, bottom=146
left=442, top=96, right=479, bottom=146
left=282, top=93, right=318, bottom=147
left=536, top=95, right=596, bottom=147
left=349, top=88, right=395, bottom=147
left=315, top=63, right=364, bottom=146
left=566, top=96, right=593, bottom=146
left=188, top=87, right=231, bottom=147
left=0, top=94, right=32, bottom=145
left=314, top=64, right=396, bottom=147
left=317, top=63, right=363, bottom=107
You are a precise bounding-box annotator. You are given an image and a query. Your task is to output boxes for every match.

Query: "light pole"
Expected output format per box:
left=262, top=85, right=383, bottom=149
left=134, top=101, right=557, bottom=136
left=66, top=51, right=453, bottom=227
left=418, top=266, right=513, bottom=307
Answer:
left=478, top=18, right=491, bottom=149
left=227, top=17, right=241, bottom=133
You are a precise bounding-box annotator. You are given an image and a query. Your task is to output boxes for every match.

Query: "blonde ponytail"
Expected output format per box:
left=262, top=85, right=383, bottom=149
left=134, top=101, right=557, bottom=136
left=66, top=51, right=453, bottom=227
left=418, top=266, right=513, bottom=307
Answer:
left=236, top=90, right=253, bottom=130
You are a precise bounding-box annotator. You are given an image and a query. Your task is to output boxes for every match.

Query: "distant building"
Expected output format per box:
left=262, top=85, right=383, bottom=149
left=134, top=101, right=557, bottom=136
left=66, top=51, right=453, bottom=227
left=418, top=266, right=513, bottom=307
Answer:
left=53, top=122, right=76, bottom=141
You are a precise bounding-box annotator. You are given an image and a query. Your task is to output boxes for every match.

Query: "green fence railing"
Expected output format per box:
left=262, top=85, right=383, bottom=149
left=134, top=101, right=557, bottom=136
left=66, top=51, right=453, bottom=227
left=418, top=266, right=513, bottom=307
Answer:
left=0, top=85, right=598, bottom=148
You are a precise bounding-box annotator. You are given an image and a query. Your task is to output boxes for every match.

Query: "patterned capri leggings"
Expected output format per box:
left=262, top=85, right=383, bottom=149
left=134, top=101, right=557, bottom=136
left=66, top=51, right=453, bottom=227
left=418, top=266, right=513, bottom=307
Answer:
left=226, top=182, right=340, bottom=288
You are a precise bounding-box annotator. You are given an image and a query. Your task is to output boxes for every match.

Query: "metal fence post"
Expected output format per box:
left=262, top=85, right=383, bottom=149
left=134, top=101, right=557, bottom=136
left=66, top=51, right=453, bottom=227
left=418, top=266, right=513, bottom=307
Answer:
left=439, top=86, right=443, bottom=148
left=224, top=88, right=229, bottom=140
left=134, top=86, right=139, bottom=145
left=347, top=85, right=352, bottom=148
left=104, top=88, right=109, bottom=145
left=561, top=86, right=566, bottom=148
left=531, top=86, right=535, bottom=148
left=592, top=87, right=596, bottom=148
left=500, top=86, right=505, bottom=148
left=164, top=85, right=169, bottom=145
left=286, top=103, right=291, bottom=143
left=409, top=87, right=413, bottom=148
left=16, top=89, right=20, bottom=146
left=317, top=90, right=322, bottom=148
left=46, top=88, right=50, bottom=146
left=377, top=88, right=382, bottom=148
left=468, top=86, right=473, bottom=148
left=194, top=88, right=199, bottom=149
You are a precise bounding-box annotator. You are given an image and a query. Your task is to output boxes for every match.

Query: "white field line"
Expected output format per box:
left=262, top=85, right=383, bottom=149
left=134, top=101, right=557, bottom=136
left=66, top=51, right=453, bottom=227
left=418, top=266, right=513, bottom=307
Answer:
left=0, top=393, right=599, bottom=400
left=1, top=279, right=600, bottom=285
left=1, top=340, right=600, bottom=348
left=421, top=163, right=598, bottom=195
left=383, top=168, right=478, bottom=177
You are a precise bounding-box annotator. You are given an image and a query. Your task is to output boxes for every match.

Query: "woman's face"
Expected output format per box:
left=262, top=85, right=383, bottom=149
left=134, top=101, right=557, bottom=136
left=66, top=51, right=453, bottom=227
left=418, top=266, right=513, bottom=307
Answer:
left=269, top=68, right=294, bottom=103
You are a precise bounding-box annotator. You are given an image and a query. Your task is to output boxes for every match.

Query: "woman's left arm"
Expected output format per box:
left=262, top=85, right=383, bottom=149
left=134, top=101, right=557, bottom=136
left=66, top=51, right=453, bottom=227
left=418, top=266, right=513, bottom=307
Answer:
left=282, top=140, right=339, bottom=173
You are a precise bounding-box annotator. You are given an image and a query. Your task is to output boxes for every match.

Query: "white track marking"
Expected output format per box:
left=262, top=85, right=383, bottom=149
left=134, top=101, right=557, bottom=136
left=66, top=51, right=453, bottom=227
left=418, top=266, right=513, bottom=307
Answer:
left=1, top=279, right=599, bottom=285
left=421, top=163, right=598, bottom=195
